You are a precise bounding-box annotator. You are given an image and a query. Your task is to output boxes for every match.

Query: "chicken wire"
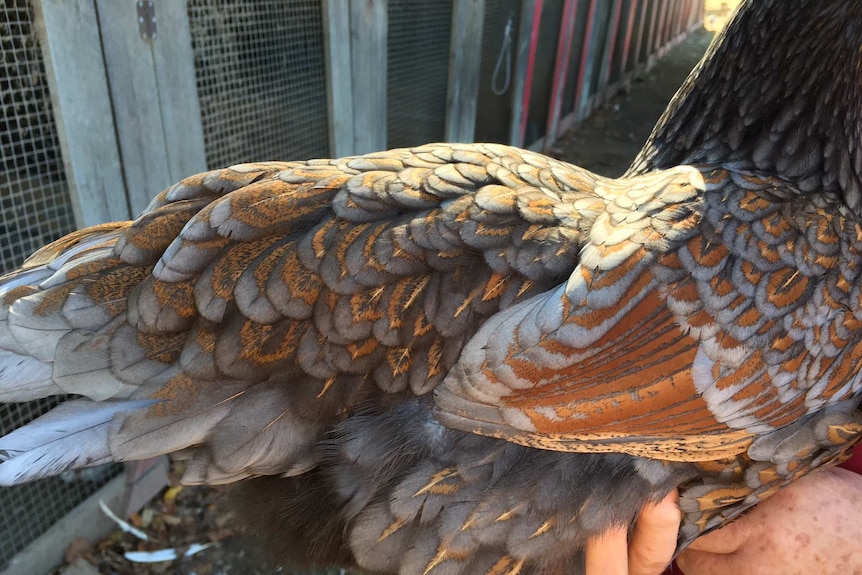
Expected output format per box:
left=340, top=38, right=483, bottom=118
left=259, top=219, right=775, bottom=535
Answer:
left=0, top=400, right=122, bottom=571
left=0, top=0, right=76, bottom=275
left=0, top=4, right=122, bottom=568
left=187, top=0, right=330, bottom=169
left=386, top=0, right=454, bottom=149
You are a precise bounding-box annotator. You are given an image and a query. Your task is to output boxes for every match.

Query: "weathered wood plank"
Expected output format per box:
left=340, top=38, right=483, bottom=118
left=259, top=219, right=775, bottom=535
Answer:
left=151, top=0, right=208, bottom=185
left=323, top=0, right=355, bottom=157
left=350, top=0, right=387, bottom=154
left=445, top=0, right=485, bottom=143
left=96, top=0, right=172, bottom=216
left=33, top=0, right=129, bottom=226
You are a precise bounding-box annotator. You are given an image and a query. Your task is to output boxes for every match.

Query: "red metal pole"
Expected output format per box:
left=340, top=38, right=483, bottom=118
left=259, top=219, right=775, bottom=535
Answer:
left=517, top=0, right=544, bottom=146
left=546, top=0, right=579, bottom=144
left=685, top=0, right=692, bottom=32
left=573, top=0, right=598, bottom=116
left=604, top=0, right=624, bottom=84
left=654, top=0, right=669, bottom=54
left=620, top=0, right=640, bottom=75
left=655, top=0, right=670, bottom=52
left=633, top=0, right=650, bottom=67
left=646, top=0, right=660, bottom=61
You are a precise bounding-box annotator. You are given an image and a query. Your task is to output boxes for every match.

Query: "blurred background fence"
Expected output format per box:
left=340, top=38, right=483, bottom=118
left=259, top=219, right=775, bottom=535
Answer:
left=0, top=0, right=705, bottom=572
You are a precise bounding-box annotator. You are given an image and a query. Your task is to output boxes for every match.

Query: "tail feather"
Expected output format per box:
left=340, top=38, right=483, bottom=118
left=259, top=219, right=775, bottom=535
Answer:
left=0, top=350, right=58, bottom=401
left=0, top=399, right=154, bottom=485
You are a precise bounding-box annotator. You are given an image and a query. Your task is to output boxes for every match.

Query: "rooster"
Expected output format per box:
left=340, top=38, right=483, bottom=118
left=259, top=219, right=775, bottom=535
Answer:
left=2, top=1, right=862, bottom=573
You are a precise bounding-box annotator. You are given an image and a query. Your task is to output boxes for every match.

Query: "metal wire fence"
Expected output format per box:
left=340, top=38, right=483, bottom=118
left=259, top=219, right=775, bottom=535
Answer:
left=187, top=0, right=330, bottom=169
left=0, top=2, right=121, bottom=568
left=0, top=0, right=76, bottom=274
left=386, top=0, right=454, bottom=148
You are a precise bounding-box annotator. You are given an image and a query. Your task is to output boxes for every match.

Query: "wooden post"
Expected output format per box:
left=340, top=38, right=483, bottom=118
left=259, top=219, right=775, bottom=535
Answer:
left=508, top=0, right=542, bottom=147
left=445, top=0, right=486, bottom=143
left=96, top=0, right=169, bottom=216
left=349, top=0, right=387, bottom=154
left=324, top=0, right=354, bottom=157
left=32, top=0, right=129, bottom=227
left=96, top=0, right=206, bottom=216
left=545, top=0, right=578, bottom=148
left=150, top=2, right=207, bottom=184
left=597, top=0, right=624, bottom=93
left=124, top=458, right=170, bottom=518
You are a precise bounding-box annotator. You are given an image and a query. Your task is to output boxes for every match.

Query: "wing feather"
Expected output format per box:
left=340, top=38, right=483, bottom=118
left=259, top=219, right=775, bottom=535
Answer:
left=436, top=168, right=862, bottom=465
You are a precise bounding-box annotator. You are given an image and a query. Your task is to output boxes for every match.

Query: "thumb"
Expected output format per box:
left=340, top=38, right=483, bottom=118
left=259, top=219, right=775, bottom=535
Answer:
left=629, top=490, right=682, bottom=575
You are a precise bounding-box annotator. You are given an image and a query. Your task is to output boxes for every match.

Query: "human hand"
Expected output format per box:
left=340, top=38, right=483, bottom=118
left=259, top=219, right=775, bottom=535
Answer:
left=585, top=490, right=681, bottom=574
left=677, top=466, right=862, bottom=575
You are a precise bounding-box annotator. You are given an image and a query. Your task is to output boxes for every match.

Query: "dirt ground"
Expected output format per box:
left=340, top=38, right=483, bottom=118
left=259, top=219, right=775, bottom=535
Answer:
left=49, top=27, right=714, bottom=575
left=550, top=28, right=714, bottom=177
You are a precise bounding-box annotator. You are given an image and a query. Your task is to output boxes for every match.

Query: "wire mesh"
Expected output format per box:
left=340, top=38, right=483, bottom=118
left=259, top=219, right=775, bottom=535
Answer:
left=474, top=0, right=521, bottom=144
left=0, top=401, right=122, bottom=570
left=0, top=3, right=122, bottom=568
left=386, top=0, right=453, bottom=149
left=187, top=0, right=330, bottom=169
left=0, top=0, right=76, bottom=275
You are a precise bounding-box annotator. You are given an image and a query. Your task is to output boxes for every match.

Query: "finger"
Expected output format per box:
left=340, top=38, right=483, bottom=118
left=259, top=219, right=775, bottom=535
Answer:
left=628, top=490, right=681, bottom=575
left=685, top=519, right=748, bottom=554
left=585, top=525, right=628, bottom=575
